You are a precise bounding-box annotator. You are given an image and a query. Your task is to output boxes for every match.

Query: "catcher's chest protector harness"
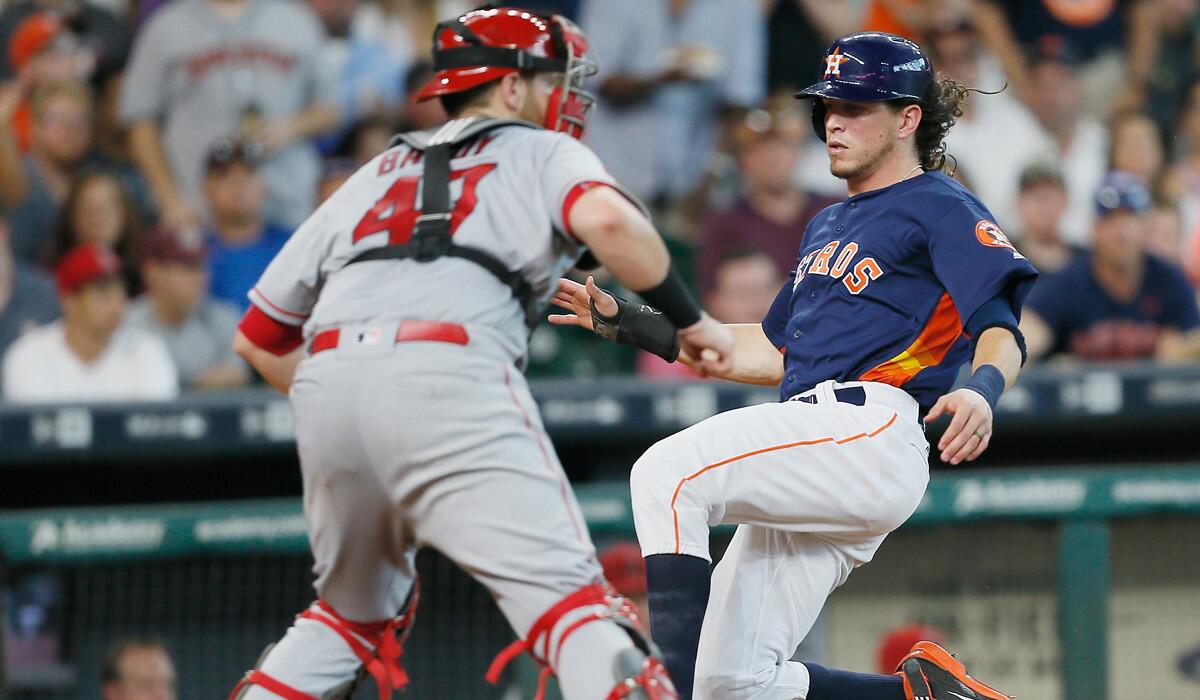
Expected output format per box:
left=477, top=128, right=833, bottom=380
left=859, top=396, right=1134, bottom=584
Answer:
left=344, top=118, right=546, bottom=328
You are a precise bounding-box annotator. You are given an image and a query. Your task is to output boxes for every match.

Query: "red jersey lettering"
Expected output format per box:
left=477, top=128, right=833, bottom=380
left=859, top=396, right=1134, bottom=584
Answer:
left=353, top=163, right=498, bottom=245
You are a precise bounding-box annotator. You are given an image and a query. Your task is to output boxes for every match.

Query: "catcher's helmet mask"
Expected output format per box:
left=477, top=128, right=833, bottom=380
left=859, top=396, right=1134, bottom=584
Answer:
left=418, top=6, right=598, bottom=138
left=795, top=32, right=935, bottom=143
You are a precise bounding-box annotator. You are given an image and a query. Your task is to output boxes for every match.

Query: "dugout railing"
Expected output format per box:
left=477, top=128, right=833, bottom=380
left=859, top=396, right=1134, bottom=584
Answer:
left=1, top=363, right=1199, bottom=471
left=3, top=467, right=1199, bottom=700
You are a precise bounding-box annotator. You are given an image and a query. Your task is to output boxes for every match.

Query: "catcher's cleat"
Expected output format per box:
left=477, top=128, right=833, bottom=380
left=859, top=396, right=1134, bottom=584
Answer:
left=897, top=641, right=1011, bottom=700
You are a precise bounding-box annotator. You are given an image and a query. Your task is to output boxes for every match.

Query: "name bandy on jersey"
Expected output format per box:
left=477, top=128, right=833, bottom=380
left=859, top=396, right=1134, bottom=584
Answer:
left=792, top=240, right=883, bottom=295
left=381, top=134, right=498, bottom=174
left=352, top=134, right=500, bottom=244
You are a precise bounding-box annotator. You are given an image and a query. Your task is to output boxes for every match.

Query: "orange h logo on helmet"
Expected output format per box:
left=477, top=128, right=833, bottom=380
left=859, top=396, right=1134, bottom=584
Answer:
left=824, top=48, right=850, bottom=78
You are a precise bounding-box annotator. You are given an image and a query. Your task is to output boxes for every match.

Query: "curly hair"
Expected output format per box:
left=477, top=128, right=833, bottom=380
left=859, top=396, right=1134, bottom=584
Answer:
left=908, top=76, right=971, bottom=172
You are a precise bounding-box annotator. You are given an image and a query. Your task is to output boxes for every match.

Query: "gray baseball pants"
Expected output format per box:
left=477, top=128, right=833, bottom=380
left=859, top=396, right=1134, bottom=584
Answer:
left=239, top=325, right=643, bottom=699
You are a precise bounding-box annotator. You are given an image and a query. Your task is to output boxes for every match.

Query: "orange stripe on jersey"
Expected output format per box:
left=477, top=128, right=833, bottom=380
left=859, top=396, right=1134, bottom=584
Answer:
left=669, top=412, right=899, bottom=553
left=859, top=291, right=962, bottom=387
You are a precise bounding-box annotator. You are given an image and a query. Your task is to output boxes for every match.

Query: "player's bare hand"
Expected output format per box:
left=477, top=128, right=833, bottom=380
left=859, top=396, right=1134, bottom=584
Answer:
left=924, top=389, right=992, bottom=465
left=677, top=313, right=734, bottom=376
left=548, top=276, right=618, bottom=332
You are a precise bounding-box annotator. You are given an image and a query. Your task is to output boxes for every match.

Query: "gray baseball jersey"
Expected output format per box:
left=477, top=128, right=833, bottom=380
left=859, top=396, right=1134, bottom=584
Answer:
left=234, top=121, right=658, bottom=699
left=249, top=119, right=637, bottom=364
left=119, top=0, right=336, bottom=227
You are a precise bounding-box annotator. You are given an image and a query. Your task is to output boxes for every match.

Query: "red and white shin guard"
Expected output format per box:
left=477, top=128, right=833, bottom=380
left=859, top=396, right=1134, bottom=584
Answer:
left=230, top=586, right=419, bottom=700
left=607, top=653, right=676, bottom=700
left=484, top=583, right=678, bottom=700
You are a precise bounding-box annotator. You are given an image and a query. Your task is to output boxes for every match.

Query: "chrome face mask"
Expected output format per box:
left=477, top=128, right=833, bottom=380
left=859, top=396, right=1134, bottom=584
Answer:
left=544, top=20, right=597, bottom=139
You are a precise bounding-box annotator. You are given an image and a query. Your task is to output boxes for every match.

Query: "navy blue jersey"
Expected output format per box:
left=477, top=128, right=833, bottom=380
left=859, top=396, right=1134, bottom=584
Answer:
left=763, top=171, right=1038, bottom=410
left=985, top=0, right=1128, bottom=61
left=1025, top=252, right=1200, bottom=360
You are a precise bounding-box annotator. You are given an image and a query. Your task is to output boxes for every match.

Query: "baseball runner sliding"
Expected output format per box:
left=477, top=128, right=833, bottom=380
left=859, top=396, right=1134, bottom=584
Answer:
left=228, top=7, right=733, bottom=699
left=553, top=32, right=1039, bottom=700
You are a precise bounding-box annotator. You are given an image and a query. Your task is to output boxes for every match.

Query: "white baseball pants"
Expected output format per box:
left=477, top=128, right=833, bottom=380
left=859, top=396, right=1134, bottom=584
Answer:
left=630, top=380, right=930, bottom=699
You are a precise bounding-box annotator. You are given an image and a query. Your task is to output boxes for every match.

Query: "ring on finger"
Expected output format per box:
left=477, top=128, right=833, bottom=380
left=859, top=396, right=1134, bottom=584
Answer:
left=973, top=428, right=986, bottom=439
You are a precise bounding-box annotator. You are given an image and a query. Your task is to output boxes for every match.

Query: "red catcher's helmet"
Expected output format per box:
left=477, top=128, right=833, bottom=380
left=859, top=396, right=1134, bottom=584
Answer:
left=414, top=6, right=597, bottom=139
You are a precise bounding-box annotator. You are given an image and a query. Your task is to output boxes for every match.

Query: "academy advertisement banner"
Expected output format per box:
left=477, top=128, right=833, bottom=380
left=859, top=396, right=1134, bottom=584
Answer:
left=2, top=468, right=1199, bottom=564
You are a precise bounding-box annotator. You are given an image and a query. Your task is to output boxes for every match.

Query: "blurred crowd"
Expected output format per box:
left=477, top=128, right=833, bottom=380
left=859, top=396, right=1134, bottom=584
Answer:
left=1, top=0, right=1199, bottom=403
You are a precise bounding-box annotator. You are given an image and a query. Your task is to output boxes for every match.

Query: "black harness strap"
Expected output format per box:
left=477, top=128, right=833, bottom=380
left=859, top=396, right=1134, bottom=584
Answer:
left=345, top=119, right=542, bottom=328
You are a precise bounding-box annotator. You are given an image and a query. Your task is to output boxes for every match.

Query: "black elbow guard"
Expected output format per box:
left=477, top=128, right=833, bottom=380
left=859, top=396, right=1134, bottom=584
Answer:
left=970, top=321, right=1028, bottom=366
left=590, top=295, right=680, bottom=362
left=1010, top=324, right=1029, bottom=366
left=966, top=296, right=1028, bottom=365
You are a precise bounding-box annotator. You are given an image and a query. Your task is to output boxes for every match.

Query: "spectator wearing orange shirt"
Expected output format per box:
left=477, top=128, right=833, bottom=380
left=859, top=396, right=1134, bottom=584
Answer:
left=973, top=0, right=1158, bottom=117
left=1, top=80, right=95, bottom=265
left=4, top=13, right=92, bottom=153
left=861, top=0, right=924, bottom=39
left=860, top=0, right=971, bottom=42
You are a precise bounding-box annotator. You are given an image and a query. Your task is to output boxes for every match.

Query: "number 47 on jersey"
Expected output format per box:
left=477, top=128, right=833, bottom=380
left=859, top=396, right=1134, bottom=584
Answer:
left=352, top=161, right=497, bottom=245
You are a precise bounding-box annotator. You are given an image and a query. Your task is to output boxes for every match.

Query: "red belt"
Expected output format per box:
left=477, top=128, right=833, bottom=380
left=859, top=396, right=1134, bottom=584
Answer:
left=309, top=321, right=469, bottom=355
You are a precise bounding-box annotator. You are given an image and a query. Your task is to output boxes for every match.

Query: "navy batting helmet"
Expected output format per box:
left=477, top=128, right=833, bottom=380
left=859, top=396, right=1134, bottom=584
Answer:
left=795, top=32, right=934, bottom=142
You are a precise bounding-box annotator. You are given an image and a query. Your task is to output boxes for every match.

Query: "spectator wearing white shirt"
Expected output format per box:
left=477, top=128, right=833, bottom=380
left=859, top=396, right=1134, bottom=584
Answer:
left=2, top=243, right=177, bottom=403
left=932, top=17, right=1046, bottom=233
left=1023, top=40, right=1107, bottom=247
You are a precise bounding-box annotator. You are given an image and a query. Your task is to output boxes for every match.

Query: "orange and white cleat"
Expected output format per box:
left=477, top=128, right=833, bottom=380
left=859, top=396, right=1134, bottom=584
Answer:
left=896, top=641, right=1012, bottom=700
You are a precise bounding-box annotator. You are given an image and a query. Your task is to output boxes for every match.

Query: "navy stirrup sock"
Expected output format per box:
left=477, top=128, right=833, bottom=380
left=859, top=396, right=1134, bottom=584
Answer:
left=643, top=556, right=905, bottom=700
left=645, top=553, right=710, bottom=700
left=803, top=662, right=906, bottom=700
